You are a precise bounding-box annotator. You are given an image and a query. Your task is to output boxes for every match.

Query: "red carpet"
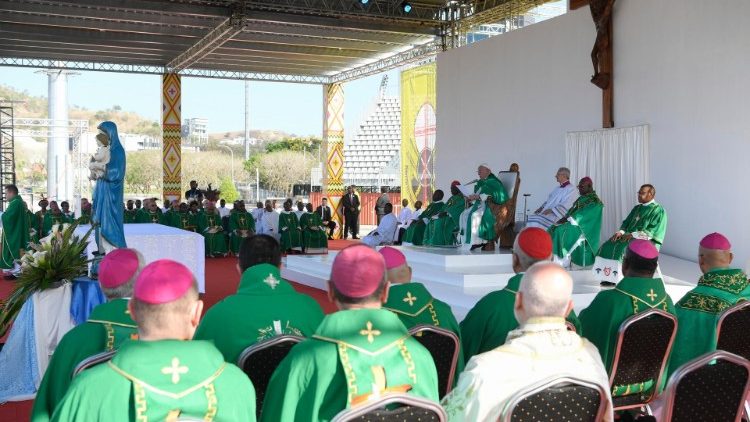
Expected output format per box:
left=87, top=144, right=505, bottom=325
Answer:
left=0, top=239, right=358, bottom=421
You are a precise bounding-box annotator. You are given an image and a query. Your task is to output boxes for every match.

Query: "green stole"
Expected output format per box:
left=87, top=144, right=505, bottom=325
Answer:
left=229, top=211, right=255, bottom=253
left=173, top=211, right=196, bottom=231
left=194, top=263, right=324, bottom=363
left=668, top=268, right=750, bottom=375
left=460, top=273, right=582, bottom=364
left=1, top=196, right=29, bottom=268
left=278, top=211, right=302, bottom=250
left=404, top=201, right=445, bottom=245
left=32, top=299, right=137, bottom=422
left=383, top=283, right=465, bottom=375
left=549, top=192, right=604, bottom=266
left=579, top=276, right=676, bottom=396
left=136, top=209, right=164, bottom=225
left=42, top=211, right=70, bottom=238
left=197, top=210, right=228, bottom=255
left=597, top=202, right=668, bottom=261
left=123, top=209, right=137, bottom=223
left=27, top=209, right=38, bottom=244
left=300, top=213, right=328, bottom=250
left=463, top=174, right=507, bottom=243
left=424, top=195, right=465, bottom=246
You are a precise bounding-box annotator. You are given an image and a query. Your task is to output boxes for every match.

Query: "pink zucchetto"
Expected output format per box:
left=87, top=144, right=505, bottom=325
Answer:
left=379, top=246, right=407, bottom=270
left=700, top=233, right=731, bottom=251
left=134, top=260, right=195, bottom=305
left=330, top=245, right=386, bottom=298
left=98, top=248, right=140, bottom=289
left=628, top=239, right=659, bottom=260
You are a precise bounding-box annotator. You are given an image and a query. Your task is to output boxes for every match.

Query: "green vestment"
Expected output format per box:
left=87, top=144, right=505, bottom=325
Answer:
left=32, top=299, right=137, bottom=422
left=460, top=273, right=582, bottom=364
left=278, top=211, right=302, bottom=252
left=197, top=210, right=229, bottom=257
left=549, top=192, right=604, bottom=266
left=597, top=202, right=668, bottom=261
left=27, top=209, right=39, bottom=244
left=123, top=209, right=137, bottom=224
left=135, top=209, right=166, bottom=225
left=424, top=194, right=465, bottom=246
left=51, top=340, right=256, bottom=421
left=168, top=211, right=196, bottom=231
left=462, top=174, right=508, bottom=244
left=229, top=210, right=255, bottom=254
left=261, top=308, right=439, bottom=422
left=300, top=212, right=328, bottom=253
left=2, top=196, right=29, bottom=269
left=194, top=263, right=325, bottom=364
left=579, top=276, right=676, bottom=396
left=77, top=211, right=91, bottom=225
left=383, top=282, right=465, bottom=376
left=42, top=212, right=71, bottom=239
left=35, top=210, right=47, bottom=236
left=667, top=268, right=750, bottom=375
left=403, top=201, right=445, bottom=246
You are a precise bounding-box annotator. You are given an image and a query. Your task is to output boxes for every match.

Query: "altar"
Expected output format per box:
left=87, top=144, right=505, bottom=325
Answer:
left=75, top=224, right=206, bottom=292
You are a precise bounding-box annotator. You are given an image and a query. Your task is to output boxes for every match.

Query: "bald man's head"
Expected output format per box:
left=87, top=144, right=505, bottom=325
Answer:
left=514, top=262, right=574, bottom=324
left=698, top=246, right=733, bottom=274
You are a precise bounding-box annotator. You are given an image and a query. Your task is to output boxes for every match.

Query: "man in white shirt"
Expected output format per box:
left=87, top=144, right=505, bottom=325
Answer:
left=294, top=200, right=306, bottom=220
left=442, top=261, right=613, bottom=422
left=362, top=203, right=398, bottom=247
left=526, top=167, right=578, bottom=230
left=258, top=200, right=280, bottom=241
left=251, top=201, right=264, bottom=223
left=396, top=198, right=413, bottom=244
left=217, top=199, right=231, bottom=218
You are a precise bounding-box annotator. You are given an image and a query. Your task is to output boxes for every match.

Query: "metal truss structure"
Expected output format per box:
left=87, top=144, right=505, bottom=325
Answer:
left=0, top=105, right=15, bottom=209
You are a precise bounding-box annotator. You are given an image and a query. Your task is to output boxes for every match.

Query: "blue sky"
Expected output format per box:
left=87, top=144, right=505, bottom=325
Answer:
left=0, top=66, right=399, bottom=139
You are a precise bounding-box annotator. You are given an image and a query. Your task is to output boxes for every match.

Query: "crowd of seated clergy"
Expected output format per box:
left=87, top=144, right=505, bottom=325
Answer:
left=28, top=219, right=750, bottom=420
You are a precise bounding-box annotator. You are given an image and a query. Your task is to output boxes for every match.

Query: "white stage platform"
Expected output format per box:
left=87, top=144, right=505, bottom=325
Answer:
left=75, top=224, right=206, bottom=292
left=282, top=245, right=701, bottom=320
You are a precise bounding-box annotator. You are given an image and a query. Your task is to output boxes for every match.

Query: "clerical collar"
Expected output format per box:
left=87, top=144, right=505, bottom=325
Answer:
left=560, top=181, right=570, bottom=188
left=640, top=199, right=656, bottom=206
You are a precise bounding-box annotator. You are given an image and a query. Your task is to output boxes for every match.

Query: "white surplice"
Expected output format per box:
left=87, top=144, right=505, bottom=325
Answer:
left=397, top=206, right=414, bottom=230
left=442, top=317, right=613, bottom=422
left=258, top=210, right=280, bottom=241
left=527, top=183, right=578, bottom=229
left=362, top=213, right=398, bottom=247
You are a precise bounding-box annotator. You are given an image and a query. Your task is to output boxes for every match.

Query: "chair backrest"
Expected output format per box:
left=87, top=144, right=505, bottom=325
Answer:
left=500, top=376, right=608, bottom=422
left=237, top=335, right=304, bottom=417
left=659, top=350, right=750, bottom=422
left=331, top=393, right=447, bottom=422
left=608, top=309, right=677, bottom=410
left=716, top=300, right=750, bottom=360
left=72, top=350, right=117, bottom=378
left=497, top=169, right=520, bottom=204
left=407, top=324, right=460, bottom=397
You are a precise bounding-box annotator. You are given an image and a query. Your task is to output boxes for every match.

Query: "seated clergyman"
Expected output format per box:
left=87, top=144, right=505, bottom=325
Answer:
left=229, top=200, right=255, bottom=255
left=667, top=232, right=750, bottom=376
left=460, top=228, right=582, bottom=364
left=458, top=164, right=508, bottom=251
left=424, top=181, right=466, bottom=247
left=261, top=245, right=439, bottom=421
left=403, top=191, right=445, bottom=246
left=51, top=260, right=256, bottom=421
left=526, top=167, right=578, bottom=230
left=361, top=203, right=398, bottom=247
left=593, top=184, right=667, bottom=284
left=442, top=262, right=613, bottom=422
left=300, top=203, right=328, bottom=253
left=33, top=249, right=143, bottom=421
left=194, top=234, right=324, bottom=363
left=278, top=199, right=302, bottom=253
left=197, top=200, right=229, bottom=258
left=548, top=177, right=603, bottom=268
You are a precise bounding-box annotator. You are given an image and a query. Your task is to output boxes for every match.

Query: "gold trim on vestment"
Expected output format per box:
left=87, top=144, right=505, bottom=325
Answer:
left=338, top=343, right=358, bottom=405
left=204, top=383, right=217, bottom=421
left=108, top=361, right=226, bottom=400
left=678, top=292, right=733, bottom=314
left=383, top=298, right=434, bottom=317
left=698, top=272, right=749, bottom=294
left=104, top=323, right=115, bottom=351
left=396, top=339, right=417, bottom=384
left=614, top=288, right=667, bottom=310
left=88, top=319, right=137, bottom=329
left=134, top=382, right=148, bottom=422
left=427, top=303, right=440, bottom=326
left=312, top=333, right=412, bottom=356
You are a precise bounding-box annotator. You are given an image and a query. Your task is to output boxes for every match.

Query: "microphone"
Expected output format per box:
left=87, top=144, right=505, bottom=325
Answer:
left=465, top=179, right=479, bottom=185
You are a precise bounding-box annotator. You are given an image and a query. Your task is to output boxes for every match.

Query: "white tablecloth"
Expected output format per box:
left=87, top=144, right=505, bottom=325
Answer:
left=74, top=224, right=206, bottom=292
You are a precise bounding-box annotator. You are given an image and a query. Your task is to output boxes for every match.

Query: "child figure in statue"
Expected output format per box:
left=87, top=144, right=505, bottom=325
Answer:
left=88, top=133, right=110, bottom=181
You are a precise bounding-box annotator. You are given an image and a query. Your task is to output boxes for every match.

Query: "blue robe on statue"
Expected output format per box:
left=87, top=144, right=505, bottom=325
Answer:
left=92, top=121, right=127, bottom=249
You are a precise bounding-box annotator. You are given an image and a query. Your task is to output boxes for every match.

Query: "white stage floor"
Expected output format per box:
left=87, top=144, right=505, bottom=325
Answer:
left=282, top=245, right=700, bottom=321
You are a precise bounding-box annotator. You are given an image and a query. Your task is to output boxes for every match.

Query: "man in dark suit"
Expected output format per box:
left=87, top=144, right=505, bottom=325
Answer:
left=375, top=186, right=390, bottom=225
left=315, top=197, right=337, bottom=240
left=341, top=185, right=360, bottom=240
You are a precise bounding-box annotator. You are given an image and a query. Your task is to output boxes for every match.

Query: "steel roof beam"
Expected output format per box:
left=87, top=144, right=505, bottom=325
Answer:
left=166, top=13, right=245, bottom=72
left=329, top=41, right=441, bottom=83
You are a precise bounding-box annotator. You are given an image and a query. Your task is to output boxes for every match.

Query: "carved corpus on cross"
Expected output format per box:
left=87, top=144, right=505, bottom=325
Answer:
left=588, top=0, right=616, bottom=128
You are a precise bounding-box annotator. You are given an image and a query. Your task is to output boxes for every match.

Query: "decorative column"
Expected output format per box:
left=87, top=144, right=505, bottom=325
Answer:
left=322, top=83, right=345, bottom=238
left=162, top=73, right=182, bottom=202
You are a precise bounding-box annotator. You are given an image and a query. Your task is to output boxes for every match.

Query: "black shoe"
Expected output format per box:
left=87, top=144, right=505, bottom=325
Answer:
left=352, top=236, right=360, bottom=240
left=600, top=281, right=616, bottom=288
left=470, top=243, right=485, bottom=251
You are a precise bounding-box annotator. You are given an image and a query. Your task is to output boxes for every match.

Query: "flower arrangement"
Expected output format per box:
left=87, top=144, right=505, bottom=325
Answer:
left=0, top=222, right=93, bottom=337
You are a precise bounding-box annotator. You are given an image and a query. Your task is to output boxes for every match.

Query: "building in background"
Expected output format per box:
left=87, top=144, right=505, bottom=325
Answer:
left=182, top=117, right=209, bottom=147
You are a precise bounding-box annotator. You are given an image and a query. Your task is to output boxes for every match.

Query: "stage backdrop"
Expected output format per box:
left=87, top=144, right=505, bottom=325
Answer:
left=401, top=63, right=437, bottom=207
left=436, top=0, right=750, bottom=262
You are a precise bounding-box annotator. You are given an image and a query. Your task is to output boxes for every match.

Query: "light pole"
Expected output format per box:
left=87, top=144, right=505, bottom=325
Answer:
left=220, top=145, right=235, bottom=183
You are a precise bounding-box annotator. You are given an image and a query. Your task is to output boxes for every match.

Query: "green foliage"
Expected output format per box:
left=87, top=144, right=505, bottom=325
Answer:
left=255, top=150, right=313, bottom=196
left=265, top=137, right=321, bottom=154
left=219, top=177, right=240, bottom=202
left=125, top=150, right=162, bottom=194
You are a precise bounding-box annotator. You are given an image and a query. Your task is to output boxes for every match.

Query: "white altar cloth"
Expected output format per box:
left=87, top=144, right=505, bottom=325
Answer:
left=74, top=224, right=206, bottom=292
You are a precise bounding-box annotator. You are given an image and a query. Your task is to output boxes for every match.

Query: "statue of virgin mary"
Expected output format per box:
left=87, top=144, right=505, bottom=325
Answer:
left=91, top=121, right=127, bottom=252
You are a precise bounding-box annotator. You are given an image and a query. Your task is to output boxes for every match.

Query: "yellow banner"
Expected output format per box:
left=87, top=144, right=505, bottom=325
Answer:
left=401, top=63, right=437, bottom=206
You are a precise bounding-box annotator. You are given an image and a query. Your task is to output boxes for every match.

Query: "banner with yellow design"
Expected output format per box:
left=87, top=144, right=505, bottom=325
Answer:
left=401, top=63, right=437, bottom=206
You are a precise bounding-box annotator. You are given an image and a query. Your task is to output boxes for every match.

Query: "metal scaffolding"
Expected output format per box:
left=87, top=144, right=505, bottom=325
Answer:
left=0, top=105, right=16, bottom=210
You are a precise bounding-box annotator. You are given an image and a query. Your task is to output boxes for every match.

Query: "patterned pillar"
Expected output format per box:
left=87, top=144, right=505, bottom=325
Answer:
left=322, top=83, right=345, bottom=239
left=162, top=73, right=182, bottom=202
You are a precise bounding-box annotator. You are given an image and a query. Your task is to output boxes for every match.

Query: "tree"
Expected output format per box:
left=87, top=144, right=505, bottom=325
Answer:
left=125, top=150, right=161, bottom=194
left=256, top=150, right=313, bottom=197
left=219, top=177, right=240, bottom=202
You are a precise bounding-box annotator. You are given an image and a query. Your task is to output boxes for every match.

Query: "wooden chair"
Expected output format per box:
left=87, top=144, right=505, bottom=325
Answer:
left=495, top=163, right=521, bottom=248
left=331, top=394, right=447, bottom=422
left=657, top=350, right=750, bottom=422
left=72, top=350, right=117, bottom=377
left=408, top=325, right=460, bottom=397
left=500, top=376, right=608, bottom=422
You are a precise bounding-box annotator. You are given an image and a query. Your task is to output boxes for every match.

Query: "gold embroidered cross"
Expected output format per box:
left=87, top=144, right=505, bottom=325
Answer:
left=647, top=289, right=658, bottom=302
left=403, top=292, right=417, bottom=306
left=264, top=274, right=280, bottom=289
left=359, top=321, right=381, bottom=344
left=161, top=357, right=189, bottom=384
left=239, top=216, right=246, bottom=226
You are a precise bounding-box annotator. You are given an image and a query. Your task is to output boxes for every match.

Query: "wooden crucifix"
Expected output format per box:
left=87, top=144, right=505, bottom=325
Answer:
left=572, top=0, right=616, bottom=128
